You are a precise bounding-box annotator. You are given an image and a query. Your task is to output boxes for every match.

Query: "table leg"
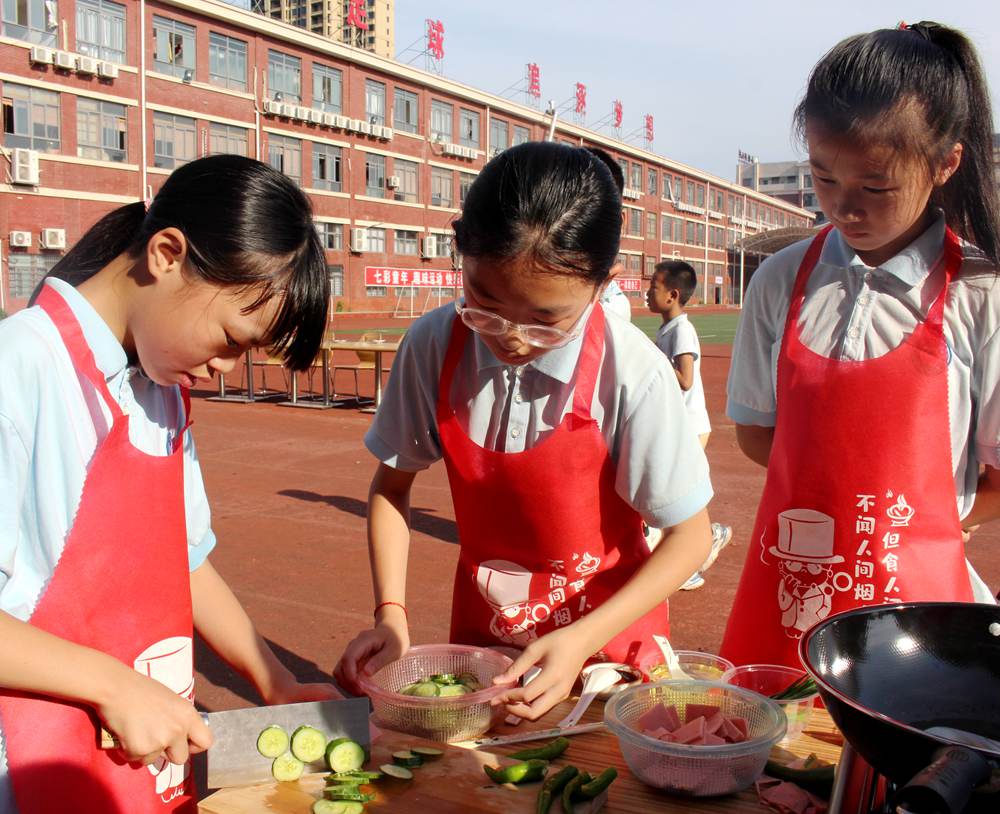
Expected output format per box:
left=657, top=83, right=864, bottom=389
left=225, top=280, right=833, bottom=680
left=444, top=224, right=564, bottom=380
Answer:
left=360, top=351, right=384, bottom=414
left=290, top=372, right=298, bottom=404
left=244, top=351, right=255, bottom=402
left=322, top=348, right=331, bottom=407
left=217, top=373, right=226, bottom=399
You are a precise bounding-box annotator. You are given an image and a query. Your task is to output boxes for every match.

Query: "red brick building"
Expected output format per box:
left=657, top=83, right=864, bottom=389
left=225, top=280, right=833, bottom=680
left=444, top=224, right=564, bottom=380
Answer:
left=0, top=0, right=813, bottom=315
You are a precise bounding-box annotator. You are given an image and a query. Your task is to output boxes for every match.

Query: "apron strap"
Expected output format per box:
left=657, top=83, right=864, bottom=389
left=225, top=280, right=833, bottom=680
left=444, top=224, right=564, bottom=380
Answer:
left=174, top=387, right=193, bottom=453
left=35, top=284, right=125, bottom=422
left=571, top=304, right=605, bottom=419
left=436, top=314, right=468, bottom=425
left=784, top=224, right=833, bottom=335
left=925, top=226, right=962, bottom=330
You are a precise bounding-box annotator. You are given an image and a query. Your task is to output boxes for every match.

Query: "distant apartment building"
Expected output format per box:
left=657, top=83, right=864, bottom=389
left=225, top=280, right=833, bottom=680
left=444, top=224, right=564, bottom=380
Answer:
left=252, top=0, right=393, bottom=58
left=738, top=158, right=824, bottom=224
left=0, top=0, right=811, bottom=315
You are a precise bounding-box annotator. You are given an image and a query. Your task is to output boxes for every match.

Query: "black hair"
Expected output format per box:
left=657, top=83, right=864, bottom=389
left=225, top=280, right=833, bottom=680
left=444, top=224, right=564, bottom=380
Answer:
left=37, top=155, right=328, bottom=370
left=794, top=21, right=1000, bottom=268
left=453, top=141, right=622, bottom=285
left=654, top=260, right=697, bottom=305
left=586, top=147, right=625, bottom=194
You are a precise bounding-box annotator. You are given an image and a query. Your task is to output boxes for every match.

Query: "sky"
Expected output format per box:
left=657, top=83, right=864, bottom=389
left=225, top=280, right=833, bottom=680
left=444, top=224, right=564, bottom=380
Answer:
left=394, top=1, right=1000, bottom=181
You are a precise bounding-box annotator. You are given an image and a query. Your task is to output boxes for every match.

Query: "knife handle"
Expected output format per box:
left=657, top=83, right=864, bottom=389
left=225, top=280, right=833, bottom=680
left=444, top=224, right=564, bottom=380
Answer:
left=98, top=712, right=210, bottom=751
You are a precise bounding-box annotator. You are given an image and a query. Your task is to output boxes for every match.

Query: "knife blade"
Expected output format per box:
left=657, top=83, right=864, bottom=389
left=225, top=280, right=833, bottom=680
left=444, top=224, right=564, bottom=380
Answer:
left=463, top=720, right=606, bottom=748
left=101, top=697, right=371, bottom=788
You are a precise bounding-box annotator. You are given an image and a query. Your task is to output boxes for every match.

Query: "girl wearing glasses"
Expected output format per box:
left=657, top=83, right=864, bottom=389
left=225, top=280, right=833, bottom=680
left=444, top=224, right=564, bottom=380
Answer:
left=335, top=142, right=713, bottom=720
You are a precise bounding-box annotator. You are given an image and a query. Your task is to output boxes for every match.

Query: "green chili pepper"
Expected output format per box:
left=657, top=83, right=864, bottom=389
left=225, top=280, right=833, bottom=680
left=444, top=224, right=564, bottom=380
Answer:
left=579, top=767, right=618, bottom=798
left=536, top=765, right=579, bottom=814
left=561, top=772, right=590, bottom=813
left=484, top=758, right=549, bottom=785
left=510, top=736, right=570, bottom=762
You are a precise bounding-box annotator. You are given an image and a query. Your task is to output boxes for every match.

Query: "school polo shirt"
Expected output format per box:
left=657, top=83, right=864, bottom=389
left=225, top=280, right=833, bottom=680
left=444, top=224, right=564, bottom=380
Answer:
left=599, top=280, right=633, bottom=322
left=0, top=279, right=217, bottom=625
left=655, top=313, right=711, bottom=436
left=365, top=302, right=713, bottom=530
left=727, top=211, right=1000, bottom=522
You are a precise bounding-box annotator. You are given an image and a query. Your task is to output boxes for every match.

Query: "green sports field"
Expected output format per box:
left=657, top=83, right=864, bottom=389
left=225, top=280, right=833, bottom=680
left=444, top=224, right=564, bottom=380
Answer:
left=632, top=311, right=741, bottom=345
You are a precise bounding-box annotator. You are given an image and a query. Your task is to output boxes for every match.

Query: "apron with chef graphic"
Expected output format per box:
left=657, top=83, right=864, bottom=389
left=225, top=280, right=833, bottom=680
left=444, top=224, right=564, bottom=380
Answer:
left=0, top=285, right=197, bottom=813
left=721, top=224, right=974, bottom=669
left=437, top=304, right=668, bottom=670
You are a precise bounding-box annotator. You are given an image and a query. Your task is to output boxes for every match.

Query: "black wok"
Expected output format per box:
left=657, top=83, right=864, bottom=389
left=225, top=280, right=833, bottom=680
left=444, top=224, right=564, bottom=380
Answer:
left=800, top=602, right=1000, bottom=814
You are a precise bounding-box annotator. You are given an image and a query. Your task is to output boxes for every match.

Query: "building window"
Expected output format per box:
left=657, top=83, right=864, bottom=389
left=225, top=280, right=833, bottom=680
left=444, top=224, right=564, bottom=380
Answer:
left=8, top=253, right=57, bottom=299
left=77, top=98, right=126, bottom=162
left=394, top=229, right=418, bottom=255
left=312, top=144, right=342, bottom=191
left=647, top=167, right=657, bottom=197
left=152, top=112, right=195, bottom=169
left=393, top=158, right=418, bottom=202
left=328, top=264, right=344, bottom=296
left=489, top=118, right=508, bottom=154
left=267, top=134, right=301, bottom=182
left=685, top=180, right=695, bottom=205
left=629, top=254, right=641, bottom=274
left=645, top=256, right=655, bottom=277
left=2, top=0, right=55, bottom=45
left=630, top=162, right=642, bottom=191
left=436, top=233, right=453, bottom=259
left=267, top=50, right=301, bottom=102
left=430, top=100, right=452, bottom=142
left=76, top=0, right=125, bottom=63
left=513, top=125, right=530, bottom=146
left=313, top=64, right=342, bottom=113
left=2, top=83, right=60, bottom=152
left=316, top=222, right=343, bottom=250
left=366, top=286, right=387, bottom=297
left=645, top=211, right=656, bottom=241
left=458, top=108, right=479, bottom=149
left=152, top=16, right=195, bottom=79
left=208, top=32, right=246, bottom=91
left=393, top=88, right=417, bottom=133
left=208, top=123, right=247, bottom=156
left=695, top=184, right=705, bottom=208
left=366, top=227, right=386, bottom=253
left=365, top=152, right=385, bottom=197
left=365, top=79, right=386, bottom=126
left=628, top=208, right=641, bottom=237
left=430, top=167, right=453, bottom=207
left=459, top=171, right=475, bottom=206
left=662, top=173, right=672, bottom=200
left=685, top=221, right=696, bottom=244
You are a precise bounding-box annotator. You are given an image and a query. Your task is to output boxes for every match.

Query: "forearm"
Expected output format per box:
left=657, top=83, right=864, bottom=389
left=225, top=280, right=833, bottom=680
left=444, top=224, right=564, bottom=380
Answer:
left=962, top=466, right=1000, bottom=529
left=368, top=463, right=416, bottom=622
left=736, top=423, right=775, bottom=467
left=190, top=560, right=294, bottom=703
left=0, top=610, right=128, bottom=710
left=572, top=509, right=712, bottom=653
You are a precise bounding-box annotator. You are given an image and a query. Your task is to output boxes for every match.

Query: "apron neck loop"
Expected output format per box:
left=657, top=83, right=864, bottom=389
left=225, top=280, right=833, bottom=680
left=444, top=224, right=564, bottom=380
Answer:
left=571, top=304, right=605, bottom=419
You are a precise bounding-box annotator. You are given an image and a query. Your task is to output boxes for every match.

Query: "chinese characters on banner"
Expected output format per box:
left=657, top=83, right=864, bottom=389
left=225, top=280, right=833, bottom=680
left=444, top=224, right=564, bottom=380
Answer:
left=644, top=114, right=654, bottom=143
left=527, top=63, right=541, bottom=98
left=575, top=83, right=587, bottom=115
left=616, top=277, right=643, bottom=293
left=365, top=267, right=463, bottom=288
left=426, top=19, right=444, bottom=60
left=853, top=491, right=913, bottom=604
left=612, top=100, right=623, bottom=129
left=347, top=0, right=368, bottom=30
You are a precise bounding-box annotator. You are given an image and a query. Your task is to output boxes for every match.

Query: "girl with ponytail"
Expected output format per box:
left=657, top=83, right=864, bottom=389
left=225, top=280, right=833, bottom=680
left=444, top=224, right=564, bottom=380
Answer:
left=0, top=155, right=335, bottom=812
left=722, top=22, right=1000, bottom=669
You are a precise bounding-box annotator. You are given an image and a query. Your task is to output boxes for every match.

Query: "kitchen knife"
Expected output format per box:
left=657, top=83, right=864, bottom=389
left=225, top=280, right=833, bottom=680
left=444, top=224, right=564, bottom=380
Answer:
left=101, top=697, right=371, bottom=788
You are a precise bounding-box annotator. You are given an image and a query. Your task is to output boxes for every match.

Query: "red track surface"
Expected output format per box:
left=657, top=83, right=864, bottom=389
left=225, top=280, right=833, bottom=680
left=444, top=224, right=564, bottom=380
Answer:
left=191, top=340, right=1000, bottom=712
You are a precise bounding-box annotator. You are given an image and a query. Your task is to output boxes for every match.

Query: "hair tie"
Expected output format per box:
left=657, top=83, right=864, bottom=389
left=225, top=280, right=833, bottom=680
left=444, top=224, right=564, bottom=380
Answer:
left=898, top=20, right=936, bottom=43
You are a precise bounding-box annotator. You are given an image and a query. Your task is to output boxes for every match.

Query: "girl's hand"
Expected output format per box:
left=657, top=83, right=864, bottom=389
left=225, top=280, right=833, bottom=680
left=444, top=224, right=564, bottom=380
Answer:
left=98, top=668, right=212, bottom=766
left=490, top=626, right=592, bottom=721
left=334, top=618, right=410, bottom=695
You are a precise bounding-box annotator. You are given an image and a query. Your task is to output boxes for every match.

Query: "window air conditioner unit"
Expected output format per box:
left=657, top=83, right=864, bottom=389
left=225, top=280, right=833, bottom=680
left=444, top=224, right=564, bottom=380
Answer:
left=12, top=148, right=40, bottom=185
left=430, top=194, right=443, bottom=207
left=97, top=61, right=118, bottom=79
left=386, top=175, right=400, bottom=189
left=381, top=127, right=393, bottom=140
left=29, top=46, right=53, bottom=65
left=349, top=228, right=366, bottom=253
left=308, top=109, right=323, bottom=124
left=263, top=100, right=279, bottom=115
left=280, top=103, right=295, bottom=118
left=441, top=143, right=457, bottom=157
left=76, top=56, right=98, bottom=75
left=9, top=231, right=32, bottom=248
left=332, top=115, right=348, bottom=129
left=41, top=228, right=66, bottom=250
left=321, top=112, right=336, bottom=127
left=357, top=121, right=372, bottom=135
left=54, top=51, right=76, bottom=70
left=294, top=106, right=310, bottom=121
left=420, top=235, right=438, bottom=259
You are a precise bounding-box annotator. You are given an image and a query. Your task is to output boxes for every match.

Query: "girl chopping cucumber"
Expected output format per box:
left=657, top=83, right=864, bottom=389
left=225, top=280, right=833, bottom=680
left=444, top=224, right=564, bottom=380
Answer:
left=0, top=155, right=338, bottom=812
left=335, top=142, right=714, bottom=719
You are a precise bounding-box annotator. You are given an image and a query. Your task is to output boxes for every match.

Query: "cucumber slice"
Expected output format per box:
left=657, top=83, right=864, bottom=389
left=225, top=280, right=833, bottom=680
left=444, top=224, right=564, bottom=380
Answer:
left=399, top=682, right=421, bottom=696
left=290, top=725, right=327, bottom=763
left=410, top=746, right=444, bottom=758
left=256, top=725, right=289, bottom=759
left=379, top=763, right=414, bottom=780
left=271, top=751, right=304, bottom=782
left=437, top=684, right=468, bottom=698
left=457, top=672, right=481, bottom=690
left=323, top=787, right=375, bottom=803
left=392, top=750, right=424, bottom=767
left=313, top=802, right=364, bottom=814
left=431, top=673, right=459, bottom=685
left=325, top=738, right=366, bottom=773
left=327, top=770, right=382, bottom=782
left=410, top=681, right=440, bottom=697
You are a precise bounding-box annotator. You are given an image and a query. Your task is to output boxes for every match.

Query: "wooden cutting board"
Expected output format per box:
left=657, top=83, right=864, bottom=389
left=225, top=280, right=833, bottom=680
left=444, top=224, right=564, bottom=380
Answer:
left=197, top=729, right=605, bottom=814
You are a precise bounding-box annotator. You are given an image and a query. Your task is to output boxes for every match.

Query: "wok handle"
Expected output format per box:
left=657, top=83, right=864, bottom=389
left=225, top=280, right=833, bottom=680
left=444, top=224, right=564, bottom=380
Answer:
left=893, top=746, right=993, bottom=814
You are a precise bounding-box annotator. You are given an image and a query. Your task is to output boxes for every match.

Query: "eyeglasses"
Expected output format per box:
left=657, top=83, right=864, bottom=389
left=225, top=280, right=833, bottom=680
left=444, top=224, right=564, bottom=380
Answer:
left=453, top=298, right=590, bottom=349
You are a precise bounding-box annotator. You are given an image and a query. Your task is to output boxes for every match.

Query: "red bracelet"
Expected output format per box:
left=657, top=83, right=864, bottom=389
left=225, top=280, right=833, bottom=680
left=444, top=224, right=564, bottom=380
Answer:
left=374, top=601, right=408, bottom=619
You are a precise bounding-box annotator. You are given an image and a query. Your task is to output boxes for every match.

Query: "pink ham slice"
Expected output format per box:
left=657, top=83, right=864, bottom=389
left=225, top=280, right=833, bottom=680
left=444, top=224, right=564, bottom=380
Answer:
left=756, top=777, right=828, bottom=814
left=637, top=703, right=681, bottom=732
left=671, top=716, right=707, bottom=745
left=638, top=703, right=749, bottom=744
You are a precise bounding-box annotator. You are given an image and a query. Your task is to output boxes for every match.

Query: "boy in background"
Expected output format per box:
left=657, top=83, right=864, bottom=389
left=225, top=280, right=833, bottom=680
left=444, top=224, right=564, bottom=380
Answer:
left=646, top=260, right=733, bottom=589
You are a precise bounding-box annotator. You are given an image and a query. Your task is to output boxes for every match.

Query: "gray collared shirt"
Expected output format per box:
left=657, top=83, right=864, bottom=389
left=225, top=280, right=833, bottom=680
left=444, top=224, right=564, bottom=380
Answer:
left=365, top=303, right=713, bottom=529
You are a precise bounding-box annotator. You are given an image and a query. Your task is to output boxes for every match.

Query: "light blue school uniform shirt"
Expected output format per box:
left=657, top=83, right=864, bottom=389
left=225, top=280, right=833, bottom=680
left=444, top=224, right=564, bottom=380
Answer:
left=599, top=280, right=632, bottom=322
left=727, top=213, right=1000, bottom=600
left=365, top=302, right=713, bottom=530
left=655, top=313, right=711, bottom=436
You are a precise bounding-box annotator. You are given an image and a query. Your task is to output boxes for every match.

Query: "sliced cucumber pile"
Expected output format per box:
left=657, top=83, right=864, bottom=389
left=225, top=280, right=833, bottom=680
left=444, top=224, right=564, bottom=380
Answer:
left=398, top=671, right=481, bottom=696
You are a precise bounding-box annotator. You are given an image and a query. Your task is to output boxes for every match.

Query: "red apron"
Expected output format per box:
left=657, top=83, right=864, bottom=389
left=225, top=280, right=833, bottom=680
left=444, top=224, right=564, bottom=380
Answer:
left=721, top=225, right=973, bottom=668
left=0, top=285, right=197, bottom=813
left=438, top=304, right=667, bottom=670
